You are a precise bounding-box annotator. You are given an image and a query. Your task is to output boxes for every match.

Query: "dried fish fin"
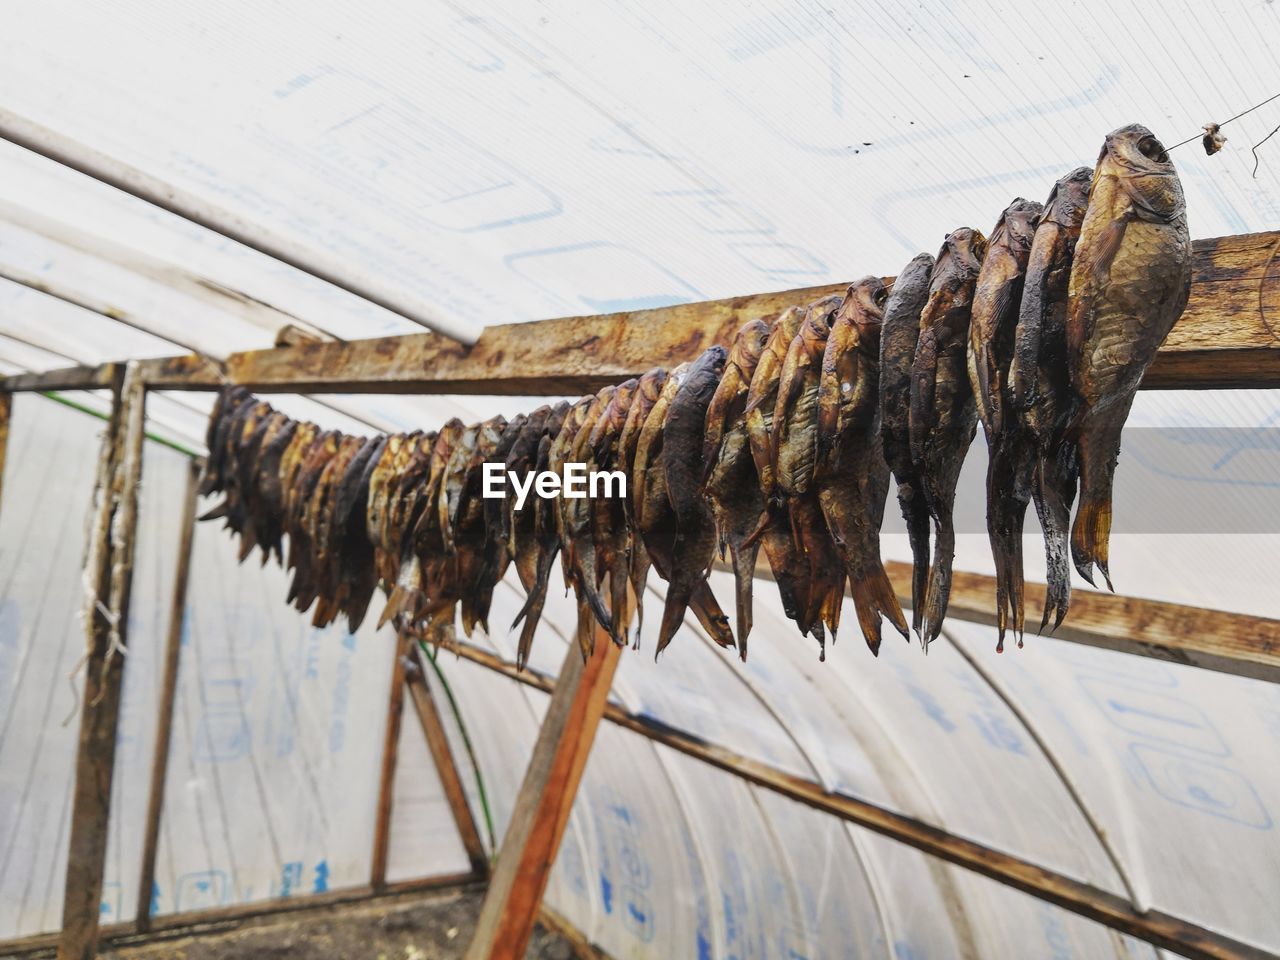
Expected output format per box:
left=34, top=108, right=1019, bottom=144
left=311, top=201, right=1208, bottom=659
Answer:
left=1033, top=444, right=1078, bottom=632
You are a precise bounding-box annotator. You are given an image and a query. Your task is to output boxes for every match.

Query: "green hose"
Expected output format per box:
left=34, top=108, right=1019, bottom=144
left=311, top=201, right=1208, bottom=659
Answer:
left=419, top=641, right=499, bottom=856
left=39, top=390, right=201, bottom=458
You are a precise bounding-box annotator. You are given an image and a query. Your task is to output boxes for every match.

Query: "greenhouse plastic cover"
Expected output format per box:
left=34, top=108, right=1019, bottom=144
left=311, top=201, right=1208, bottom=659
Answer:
left=1, top=1, right=1279, bottom=956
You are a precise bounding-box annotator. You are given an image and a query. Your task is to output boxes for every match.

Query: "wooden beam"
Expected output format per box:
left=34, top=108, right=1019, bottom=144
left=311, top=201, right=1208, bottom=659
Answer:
left=883, top=561, right=1280, bottom=684
left=0, top=390, right=10, bottom=515
left=405, top=656, right=490, bottom=876
left=0, top=364, right=116, bottom=393
left=370, top=632, right=412, bottom=890
left=447, top=640, right=1269, bottom=960
left=465, top=628, right=622, bottom=960
left=5, top=230, right=1277, bottom=397
left=135, top=458, right=202, bottom=931
left=736, top=558, right=1280, bottom=685
left=58, top=364, right=144, bottom=960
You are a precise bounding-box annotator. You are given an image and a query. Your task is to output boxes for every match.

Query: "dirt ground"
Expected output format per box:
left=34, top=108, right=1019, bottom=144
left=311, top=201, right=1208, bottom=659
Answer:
left=92, top=888, right=581, bottom=960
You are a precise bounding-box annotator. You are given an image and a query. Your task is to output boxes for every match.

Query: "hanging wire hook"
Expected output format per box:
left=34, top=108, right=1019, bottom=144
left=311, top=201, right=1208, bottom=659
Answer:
left=1165, top=89, right=1280, bottom=152
left=1252, top=123, right=1280, bottom=178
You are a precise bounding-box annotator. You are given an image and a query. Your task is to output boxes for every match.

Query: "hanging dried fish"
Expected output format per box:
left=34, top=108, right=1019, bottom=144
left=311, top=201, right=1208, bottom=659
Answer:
left=910, top=226, right=989, bottom=646
left=1011, top=166, right=1092, bottom=633
left=1067, top=124, right=1191, bottom=590
left=968, top=197, right=1042, bottom=649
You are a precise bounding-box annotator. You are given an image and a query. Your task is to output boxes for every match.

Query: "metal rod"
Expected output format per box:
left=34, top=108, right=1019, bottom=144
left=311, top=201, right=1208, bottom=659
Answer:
left=134, top=458, right=202, bottom=931
left=0, top=267, right=395, bottom=438
left=0, top=107, right=474, bottom=343
left=0, top=198, right=343, bottom=342
left=447, top=639, right=1271, bottom=960
left=369, top=632, right=411, bottom=891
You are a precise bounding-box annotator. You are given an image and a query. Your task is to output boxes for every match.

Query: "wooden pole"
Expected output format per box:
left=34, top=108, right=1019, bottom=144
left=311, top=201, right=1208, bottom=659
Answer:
left=58, top=363, right=145, bottom=960
left=0, top=390, right=10, bottom=516
left=465, top=627, right=621, bottom=960
left=370, top=632, right=412, bottom=891
left=134, top=457, right=202, bottom=931
left=405, top=653, right=489, bottom=876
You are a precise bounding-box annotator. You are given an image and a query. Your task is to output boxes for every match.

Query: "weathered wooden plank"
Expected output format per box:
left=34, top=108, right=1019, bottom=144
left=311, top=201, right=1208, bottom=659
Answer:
left=465, top=627, right=622, bottom=960
left=135, top=459, right=202, bottom=932
left=8, top=231, right=1274, bottom=397
left=738, top=558, right=1280, bottom=683
left=58, top=364, right=142, bottom=960
left=168, top=231, right=1280, bottom=394
left=0, top=391, right=10, bottom=515
left=448, top=640, right=1269, bottom=960
left=405, top=658, right=490, bottom=876
left=0, top=364, right=116, bottom=393
left=370, top=632, right=412, bottom=890
left=882, top=561, right=1280, bottom=683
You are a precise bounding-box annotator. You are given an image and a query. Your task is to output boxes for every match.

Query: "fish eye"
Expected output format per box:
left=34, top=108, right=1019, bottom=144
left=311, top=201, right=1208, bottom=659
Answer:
left=1137, top=135, right=1168, bottom=163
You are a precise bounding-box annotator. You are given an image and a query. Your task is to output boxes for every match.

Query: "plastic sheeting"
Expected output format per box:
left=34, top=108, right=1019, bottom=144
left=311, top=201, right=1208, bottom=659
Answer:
left=0, top=3, right=1277, bottom=951
left=4, top=391, right=1276, bottom=954
left=1, top=1, right=1278, bottom=338
left=0, top=396, right=469, bottom=940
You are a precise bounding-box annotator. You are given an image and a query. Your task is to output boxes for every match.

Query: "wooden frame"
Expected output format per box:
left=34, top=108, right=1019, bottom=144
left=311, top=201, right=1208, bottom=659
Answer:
left=0, top=226, right=1276, bottom=959
left=58, top=364, right=139, bottom=960
left=446, top=639, right=1270, bottom=960
left=466, top=628, right=621, bottom=960
left=0, top=391, right=495, bottom=959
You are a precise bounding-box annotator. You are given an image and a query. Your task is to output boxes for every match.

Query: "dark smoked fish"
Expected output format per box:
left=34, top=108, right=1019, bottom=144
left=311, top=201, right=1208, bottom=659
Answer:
left=968, top=198, right=1043, bottom=649
left=587, top=379, right=639, bottom=645
left=1011, top=166, right=1092, bottom=632
left=659, top=346, right=728, bottom=653
left=910, top=226, right=988, bottom=645
left=703, top=318, right=772, bottom=656
left=634, top=363, right=733, bottom=655
left=771, top=295, right=846, bottom=651
left=878, top=252, right=935, bottom=635
left=1067, top=125, right=1191, bottom=590
left=615, top=369, right=667, bottom=646
left=817, top=277, right=908, bottom=654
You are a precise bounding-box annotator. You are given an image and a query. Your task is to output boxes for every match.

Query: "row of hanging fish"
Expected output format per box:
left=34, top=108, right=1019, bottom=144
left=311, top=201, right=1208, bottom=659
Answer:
left=199, top=123, right=1191, bottom=662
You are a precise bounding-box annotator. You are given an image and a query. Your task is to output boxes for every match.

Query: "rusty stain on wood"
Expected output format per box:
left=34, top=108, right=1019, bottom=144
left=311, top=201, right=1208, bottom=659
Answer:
left=465, top=626, right=621, bottom=960
left=449, top=640, right=1270, bottom=960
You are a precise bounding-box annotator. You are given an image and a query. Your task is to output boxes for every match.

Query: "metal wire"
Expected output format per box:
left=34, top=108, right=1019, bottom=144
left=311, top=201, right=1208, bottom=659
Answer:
left=1166, top=89, right=1280, bottom=151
